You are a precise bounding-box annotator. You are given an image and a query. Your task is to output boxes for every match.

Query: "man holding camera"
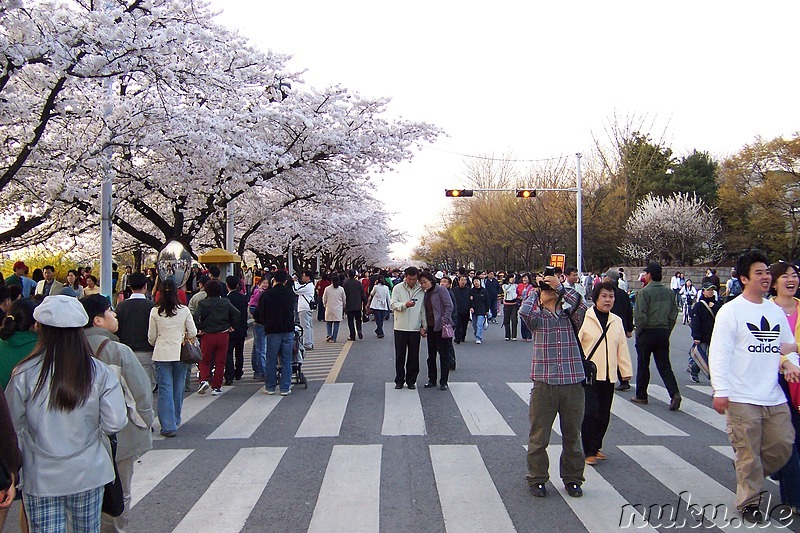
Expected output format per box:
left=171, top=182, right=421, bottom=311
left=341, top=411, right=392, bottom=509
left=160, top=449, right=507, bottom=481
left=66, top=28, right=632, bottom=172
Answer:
left=519, top=268, right=588, bottom=499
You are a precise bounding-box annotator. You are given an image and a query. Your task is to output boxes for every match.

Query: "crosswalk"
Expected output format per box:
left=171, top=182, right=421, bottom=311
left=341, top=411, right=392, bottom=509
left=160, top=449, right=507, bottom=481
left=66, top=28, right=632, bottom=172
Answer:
left=129, top=380, right=793, bottom=531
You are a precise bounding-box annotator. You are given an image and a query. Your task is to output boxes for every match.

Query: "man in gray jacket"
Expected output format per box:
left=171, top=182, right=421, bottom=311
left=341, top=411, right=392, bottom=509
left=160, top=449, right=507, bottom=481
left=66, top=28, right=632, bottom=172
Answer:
left=82, top=294, right=154, bottom=532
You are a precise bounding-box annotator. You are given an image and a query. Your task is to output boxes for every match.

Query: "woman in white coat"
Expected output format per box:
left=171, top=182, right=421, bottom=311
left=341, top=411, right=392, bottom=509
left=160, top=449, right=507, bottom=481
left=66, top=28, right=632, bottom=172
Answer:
left=322, top=275, right=346, bottom=342
left=5, top=295, right=127, bottom=532
left=578, top=281, right=633, bottom=466
left=368, top=277, right=391, bottom=338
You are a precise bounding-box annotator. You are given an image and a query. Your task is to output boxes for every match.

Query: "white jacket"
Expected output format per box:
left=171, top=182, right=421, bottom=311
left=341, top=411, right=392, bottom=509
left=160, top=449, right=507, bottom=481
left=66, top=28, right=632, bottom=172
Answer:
left=369, top=284, right=391, bottom=311
left=148, top=305, right=198, bottom=362
left=294, top=281, right=315, bottom=312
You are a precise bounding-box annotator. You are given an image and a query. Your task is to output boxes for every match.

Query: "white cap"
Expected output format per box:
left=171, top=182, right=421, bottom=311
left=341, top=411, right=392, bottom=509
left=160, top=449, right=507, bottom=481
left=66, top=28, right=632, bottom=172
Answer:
left=33, top=295, right=89, bottom=328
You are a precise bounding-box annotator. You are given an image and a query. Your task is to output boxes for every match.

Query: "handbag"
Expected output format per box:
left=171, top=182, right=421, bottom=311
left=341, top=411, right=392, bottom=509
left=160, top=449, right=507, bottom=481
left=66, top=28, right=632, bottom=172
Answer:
left=442, top=322, right=455, bottom=339
left=180, top=338, right=202, bottom=364
left=102, top=434, right=124, bottom=517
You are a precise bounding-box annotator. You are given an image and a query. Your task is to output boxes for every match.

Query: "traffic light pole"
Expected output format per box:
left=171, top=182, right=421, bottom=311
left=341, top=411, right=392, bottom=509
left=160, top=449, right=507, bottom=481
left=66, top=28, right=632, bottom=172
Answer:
left=446, top=153, right=584, bottom=274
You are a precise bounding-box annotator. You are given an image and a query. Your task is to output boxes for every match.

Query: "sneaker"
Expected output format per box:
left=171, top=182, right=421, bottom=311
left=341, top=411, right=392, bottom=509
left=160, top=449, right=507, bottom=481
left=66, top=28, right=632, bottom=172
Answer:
left=305, top=345, right=314, bottom=351
left=198, top=381, right=210, bottom=395
left=565, top=482, right=583, bottom=497
left=262, top=388, right=276, bottom=395
left=529, top=483, right=547, bottom=497
left=407, top=383, right=416, bottom=390
left=512, top=337, right=518, bottom=341
left=741, top=505, right=766, bottom=524
left=476, top=340, right=481, bottom=344
left=505, top=337, right=510, bottom=341
left=280, top=389, right=292, bottom=396
left=669, top=393, right=682, bottom=411
left=424, top=381, right=436, bottom=388
left=394, top=383, right=403, bottom=389
left=690, top=375, right=700, bottom=383
left=211, top=388, right=222, bottom=396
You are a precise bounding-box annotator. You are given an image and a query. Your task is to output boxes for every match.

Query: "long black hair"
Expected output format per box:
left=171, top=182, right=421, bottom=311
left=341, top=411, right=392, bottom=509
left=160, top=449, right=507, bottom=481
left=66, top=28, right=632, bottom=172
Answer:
left=157, top=278, right=181, bottom=317
left=331, top=275, right=341, bottom=289
left=24, top=325, right=95, bottom=411
left=0, top=298, right=38, bottom=340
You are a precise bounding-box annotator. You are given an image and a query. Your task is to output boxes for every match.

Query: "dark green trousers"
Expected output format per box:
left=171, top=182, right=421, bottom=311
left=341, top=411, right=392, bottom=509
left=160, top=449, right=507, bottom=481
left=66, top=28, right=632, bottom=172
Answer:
left=526, top=381, right=586, bottom=486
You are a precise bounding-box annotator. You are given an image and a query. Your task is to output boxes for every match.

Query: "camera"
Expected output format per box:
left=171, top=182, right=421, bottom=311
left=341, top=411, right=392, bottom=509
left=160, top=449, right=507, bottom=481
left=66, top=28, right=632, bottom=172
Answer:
left=544, top=266, right=556, bottom=277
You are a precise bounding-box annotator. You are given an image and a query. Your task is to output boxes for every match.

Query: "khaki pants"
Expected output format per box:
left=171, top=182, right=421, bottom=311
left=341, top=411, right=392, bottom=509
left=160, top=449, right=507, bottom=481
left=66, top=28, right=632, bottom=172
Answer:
left=526, top=381, right=585, bottom=486
left=101, top=455, right=136, bottom=532
left=133, top=351, right=156, bottom=391
left=726, top=401, right=794, bottom=509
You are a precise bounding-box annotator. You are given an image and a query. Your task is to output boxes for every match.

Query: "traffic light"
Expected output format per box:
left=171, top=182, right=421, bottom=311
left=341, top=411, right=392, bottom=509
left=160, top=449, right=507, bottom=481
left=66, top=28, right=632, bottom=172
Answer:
left=516, top=189, right=536, bottom=198
left=445, top=189, right=474, bottom=197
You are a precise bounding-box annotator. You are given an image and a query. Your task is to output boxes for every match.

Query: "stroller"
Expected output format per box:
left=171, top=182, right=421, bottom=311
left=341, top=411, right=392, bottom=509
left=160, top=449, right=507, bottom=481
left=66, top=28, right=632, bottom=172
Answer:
left=277, top=322, right=308, bottom=389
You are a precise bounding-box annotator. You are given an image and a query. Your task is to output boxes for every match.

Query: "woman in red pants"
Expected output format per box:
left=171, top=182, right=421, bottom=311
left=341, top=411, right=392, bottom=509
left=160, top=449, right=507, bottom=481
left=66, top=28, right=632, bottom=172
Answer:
left=193, top=279, right=240, bottom=395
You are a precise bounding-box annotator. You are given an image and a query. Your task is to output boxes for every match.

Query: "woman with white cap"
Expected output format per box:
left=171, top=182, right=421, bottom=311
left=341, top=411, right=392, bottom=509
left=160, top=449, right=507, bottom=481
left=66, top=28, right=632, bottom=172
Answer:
left=4, top=295, right=127, bottom=532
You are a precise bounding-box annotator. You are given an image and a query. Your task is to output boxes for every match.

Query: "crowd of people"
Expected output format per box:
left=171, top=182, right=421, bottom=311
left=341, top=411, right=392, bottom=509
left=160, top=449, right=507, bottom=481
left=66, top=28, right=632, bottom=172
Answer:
left=1, top=253, right=800, bottom=529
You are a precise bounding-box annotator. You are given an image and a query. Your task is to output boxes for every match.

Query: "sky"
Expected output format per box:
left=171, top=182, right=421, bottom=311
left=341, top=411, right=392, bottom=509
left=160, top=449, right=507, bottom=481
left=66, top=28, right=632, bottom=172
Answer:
left=209, top=1, right=800, bottom=262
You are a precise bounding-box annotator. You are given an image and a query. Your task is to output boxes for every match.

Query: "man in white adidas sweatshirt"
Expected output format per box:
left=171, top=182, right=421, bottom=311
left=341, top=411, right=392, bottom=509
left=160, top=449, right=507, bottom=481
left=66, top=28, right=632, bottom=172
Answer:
left=710, top=251, right=800, bottom=524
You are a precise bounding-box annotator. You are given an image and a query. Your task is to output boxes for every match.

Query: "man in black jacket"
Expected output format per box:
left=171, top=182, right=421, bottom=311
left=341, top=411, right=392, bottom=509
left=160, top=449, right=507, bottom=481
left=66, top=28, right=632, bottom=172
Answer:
left=224, top=276, right=249, bottom=385
left=689, top=282, right=719, bottom=383
left=602, top=269, right=635, bottom=391
left=343, top=269, right=366, bottom=341
left=258, top=270, right=296, bottom=395
left=116, top=272, right=157, bottom=391
left=452, top=276, right=471, bottom=344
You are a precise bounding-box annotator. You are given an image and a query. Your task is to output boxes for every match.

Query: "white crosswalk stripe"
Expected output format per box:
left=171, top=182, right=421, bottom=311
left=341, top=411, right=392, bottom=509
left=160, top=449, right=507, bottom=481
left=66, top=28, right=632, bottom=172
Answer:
left=206, top=388, right=281, bottom=439
left=687, top=384, right=713, bottom=396
left=609, top=393, right=688, bottom=436
left=620, top=445, right=785, bottom=531
left=449, top=382, right=515, bottom=436
left=172, top=447, right=286, bottom=533
left=130, top=449, right=194, bottom=508
left=646, top=384, right=726, bottom=432
left=152, top=386, right=230, bottom=440
left=296, top=382, right=353, bottom=437
left=431, top=445, right=515, bottom=532
left=544, top=445, right=658, bottom=533
left=382, top=382, right=426, bottom=435
left=308, top=445, right=382, bottom=532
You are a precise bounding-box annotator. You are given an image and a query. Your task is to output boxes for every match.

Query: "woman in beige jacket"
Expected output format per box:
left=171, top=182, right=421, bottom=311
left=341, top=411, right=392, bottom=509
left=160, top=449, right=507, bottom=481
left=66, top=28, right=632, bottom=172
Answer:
left=578, top=281, right=633, bottom=465
left=148, top=279, right=197, bottom=437
left=322, top=275, right=346, bottom=342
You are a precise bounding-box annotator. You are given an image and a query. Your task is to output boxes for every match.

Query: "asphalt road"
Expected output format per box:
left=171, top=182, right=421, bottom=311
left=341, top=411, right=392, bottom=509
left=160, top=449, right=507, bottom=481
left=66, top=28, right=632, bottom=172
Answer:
left=6, top=309, right=799, bottom=532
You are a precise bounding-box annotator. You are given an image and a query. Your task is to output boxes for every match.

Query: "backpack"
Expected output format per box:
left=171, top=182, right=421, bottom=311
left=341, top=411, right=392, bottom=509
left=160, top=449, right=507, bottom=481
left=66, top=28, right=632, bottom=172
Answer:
left=728, top=279, right=742, bottom=298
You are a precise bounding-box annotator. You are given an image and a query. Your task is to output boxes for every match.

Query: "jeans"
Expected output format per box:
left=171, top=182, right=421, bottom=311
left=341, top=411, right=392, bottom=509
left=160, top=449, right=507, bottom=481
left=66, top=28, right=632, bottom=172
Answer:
left=472, top=314, right=486, bottom=341
left=326, top=321, right=341, bottom=341
left=346, top=310, right=363, bottom=339
left=299, top=309, right=314, bottom=347
left=155, top=361, right=188, bottom=433
left=520, top=318, right=532, bottom=341
left=265, top=332, right=293, bottom=392
left=372, top=308, right=385, bottom=336
left=251, top=321, right=266, bottom=377
left=635, top=328, right=680, bottom=400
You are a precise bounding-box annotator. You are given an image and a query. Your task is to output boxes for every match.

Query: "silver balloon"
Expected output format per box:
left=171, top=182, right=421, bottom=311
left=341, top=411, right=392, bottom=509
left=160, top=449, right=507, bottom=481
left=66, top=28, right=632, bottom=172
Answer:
left=156, top=240, right=192, bottom=287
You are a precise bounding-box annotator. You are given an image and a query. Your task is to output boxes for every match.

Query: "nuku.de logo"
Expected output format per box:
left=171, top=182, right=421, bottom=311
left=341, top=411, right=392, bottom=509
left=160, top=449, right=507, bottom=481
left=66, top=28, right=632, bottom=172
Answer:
left=746, top=316, right=781, bottom=353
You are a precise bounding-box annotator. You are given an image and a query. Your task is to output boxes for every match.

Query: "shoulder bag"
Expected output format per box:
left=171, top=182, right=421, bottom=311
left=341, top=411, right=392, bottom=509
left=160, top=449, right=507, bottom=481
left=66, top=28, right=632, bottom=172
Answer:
left=180, top=337, right=202, bottom=364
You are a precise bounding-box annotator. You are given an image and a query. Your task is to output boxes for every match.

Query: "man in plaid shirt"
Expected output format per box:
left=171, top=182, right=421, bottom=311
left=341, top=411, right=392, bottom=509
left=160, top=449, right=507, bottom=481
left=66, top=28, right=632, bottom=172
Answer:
left=520, top=273, right=588, bottom=498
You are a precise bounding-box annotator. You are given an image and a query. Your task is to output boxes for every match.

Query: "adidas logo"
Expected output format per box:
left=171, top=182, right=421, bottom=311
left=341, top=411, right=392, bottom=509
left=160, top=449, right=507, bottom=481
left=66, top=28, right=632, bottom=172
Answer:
left=746, top=316, right=780, bottom=342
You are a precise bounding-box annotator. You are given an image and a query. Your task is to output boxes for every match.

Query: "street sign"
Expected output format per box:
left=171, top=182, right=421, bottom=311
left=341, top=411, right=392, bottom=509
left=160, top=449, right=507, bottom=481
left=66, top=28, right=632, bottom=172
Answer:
left=550, top=254, right=565, bottom=270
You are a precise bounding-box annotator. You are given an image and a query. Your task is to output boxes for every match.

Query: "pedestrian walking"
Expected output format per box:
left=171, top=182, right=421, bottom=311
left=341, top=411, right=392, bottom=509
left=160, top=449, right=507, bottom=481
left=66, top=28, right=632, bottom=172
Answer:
left=249, top=277, right=269, bottom=381
left=115, top=272, right=157, bottom=391
left=452, top=276, right=470, bottom=344
left=194, top=279, right=240, bottom=396
left=710, top=251, right=800, bottom=524
left=368, top=277, right=391, bottom=338
left=148, top=279, right=197, bottom=437
left=224, top=276, right=249, bottom=384
left=343, top=270, right=366, bottom=341
left=469, top=277, right=490, bottom=344
left=5, top=295, right=127, bottom=532
left=258, top=270, right=296, bottom=396
left=631, top=263, right=681, bottom=411
left=578, top=282, right=632, bottom=466
left=502, top=274, right=519, bottom=341
left=390, top=267, right=425, bottom=389
left=322, top=276, right=346, bottom=342
left=689, top=282, right=719, bottom=383
left=293, top=270, right=316, bottom=350
left=419, top=272, right=454, bottom=390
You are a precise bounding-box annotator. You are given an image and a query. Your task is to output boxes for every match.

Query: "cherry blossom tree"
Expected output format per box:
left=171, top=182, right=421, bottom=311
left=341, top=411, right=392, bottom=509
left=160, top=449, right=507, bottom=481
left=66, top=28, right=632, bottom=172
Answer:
left=619, top=192, right=721, bottom=265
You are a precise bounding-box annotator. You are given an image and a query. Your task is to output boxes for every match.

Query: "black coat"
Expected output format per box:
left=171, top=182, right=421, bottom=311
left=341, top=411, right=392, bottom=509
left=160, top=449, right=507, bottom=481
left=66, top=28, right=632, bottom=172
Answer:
left=343, top=278, right=366, bottom=312
left=226, top=290, right=249, bottom=339
left=452, top=285, right=471, bottom=314
left=690, top=296, right=720, bottom=344
left=610, top=286, right=634, bottom=334
left=469, top=286, right=490, bottom=315
left=258, top=283, right=295, bottom=334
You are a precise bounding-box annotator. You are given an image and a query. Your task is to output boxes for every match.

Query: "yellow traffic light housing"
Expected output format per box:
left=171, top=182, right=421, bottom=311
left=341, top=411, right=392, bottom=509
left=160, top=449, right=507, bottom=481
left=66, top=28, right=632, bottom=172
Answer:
left=516, top=189, right=536, bottom=198
left=445, top=189, right=474, bottom=197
